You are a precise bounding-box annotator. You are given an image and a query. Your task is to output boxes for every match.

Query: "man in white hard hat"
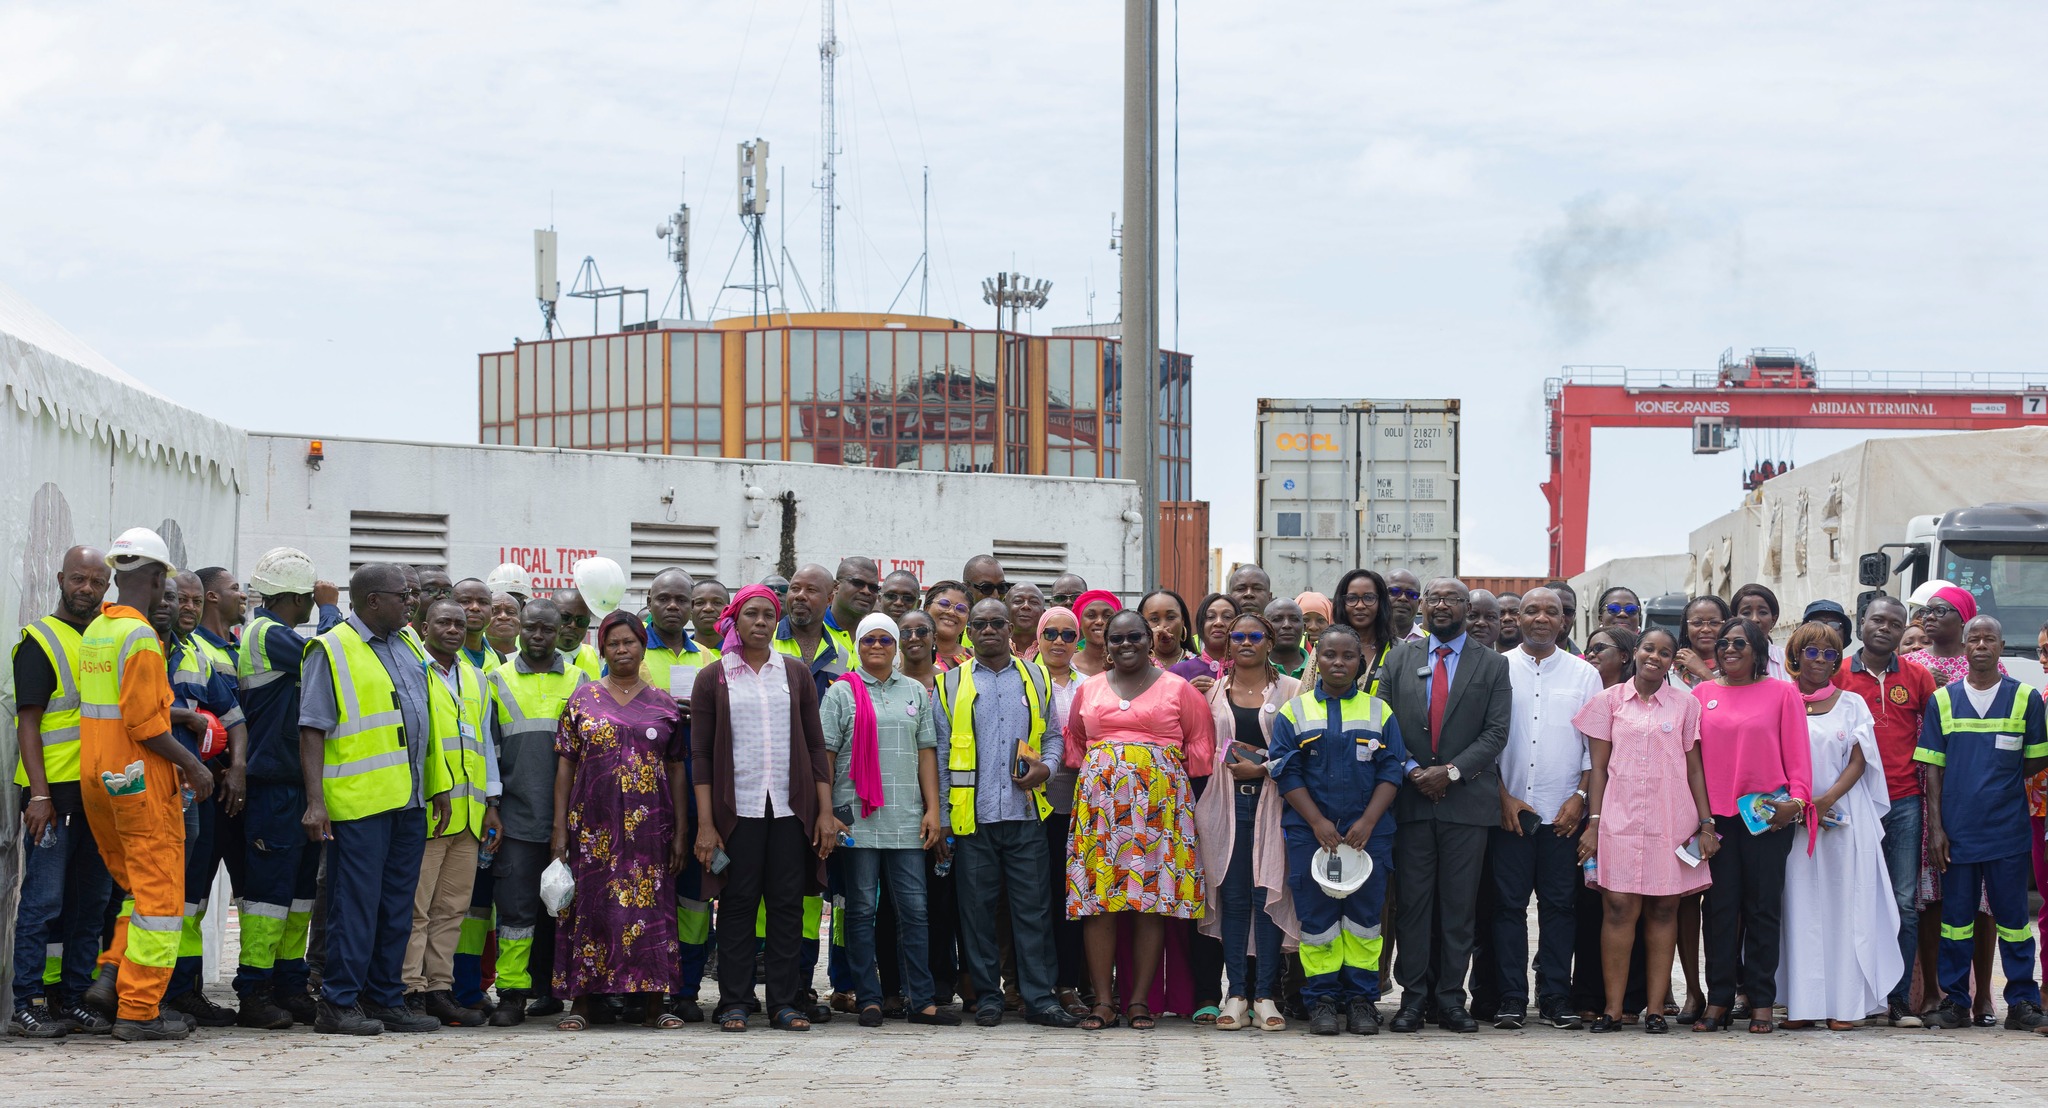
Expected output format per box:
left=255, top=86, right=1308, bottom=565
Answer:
left=227, top=546, right=341, bottom=1028
left=76, top=528, right=216, bottom=1041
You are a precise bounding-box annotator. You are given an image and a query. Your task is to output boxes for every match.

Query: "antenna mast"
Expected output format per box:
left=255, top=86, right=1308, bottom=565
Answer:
left=656, top=170, right=695, bottom=319
left=819, top=0, right=840, bottom=311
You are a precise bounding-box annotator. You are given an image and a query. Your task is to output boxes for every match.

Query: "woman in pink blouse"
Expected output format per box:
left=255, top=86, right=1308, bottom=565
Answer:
left=1065, top=610, right=1216, bottom=1030
left=1690, top=617, right=1812, bottom=1033
left=1575, top=627, right=1717, bottom=1034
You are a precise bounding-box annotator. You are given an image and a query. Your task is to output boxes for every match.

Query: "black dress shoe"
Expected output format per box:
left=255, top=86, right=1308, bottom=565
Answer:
left=1437, top=1006, right=1479, bottom=1033
left=1388, top=1005, right=1426, bottom=1033
left=909, top=1007, right=962, bottom=1026
left=974, top=1004, right=1004, bottom=1028
left=1026, top=1005, right=1081, bottom=1028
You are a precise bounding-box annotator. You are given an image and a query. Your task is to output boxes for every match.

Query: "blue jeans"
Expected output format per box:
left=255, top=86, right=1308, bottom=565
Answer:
left=1219, top=787, right=1282, bottom=1000
left=322, top=807, right=426, bottom=1011
left=955, top=819, right=1059, bottom=1012
left=1879, top=795, right=1921, bottom=1006
left=11, top=809, right=114, bottom=1004
left=843, top=847, right=933, bottom=1009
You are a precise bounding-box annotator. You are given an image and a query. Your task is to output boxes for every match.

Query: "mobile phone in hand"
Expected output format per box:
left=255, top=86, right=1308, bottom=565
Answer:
left=709, top=848, right=731, bottom=875
left=1016, top=757, right=1032, bottom=778
left=1517, top=809, right=1540, bottom=836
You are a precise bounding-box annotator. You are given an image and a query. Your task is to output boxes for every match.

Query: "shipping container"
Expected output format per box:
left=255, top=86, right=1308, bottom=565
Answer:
left=1157, top=500, right=1210, bottom=605
left=1255, top=399, right=1460, bottom=598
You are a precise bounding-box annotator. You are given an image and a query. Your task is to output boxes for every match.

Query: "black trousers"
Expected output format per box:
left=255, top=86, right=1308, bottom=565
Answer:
left=1044, top=812, right=1087, bottom=992
left=716, top=817, right=810, bottom=1014
left=1703, top=815, right=1793, bottom=1009
left=1394, top=819, right=1489, bottom=1010
left=1490, top=825, right=1581, bottom=1008
left=1466, top=840, right=1501, bottom=1016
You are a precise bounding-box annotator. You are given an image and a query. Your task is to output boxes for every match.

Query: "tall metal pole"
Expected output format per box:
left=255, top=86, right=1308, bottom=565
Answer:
left=1123, top=0, right=1160, bottom=586
left=819, top=0, right=839, bottom=311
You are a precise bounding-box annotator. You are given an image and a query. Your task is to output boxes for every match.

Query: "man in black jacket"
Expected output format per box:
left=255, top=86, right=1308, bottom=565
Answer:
left=1377, top=578, right=1513, bottom=1032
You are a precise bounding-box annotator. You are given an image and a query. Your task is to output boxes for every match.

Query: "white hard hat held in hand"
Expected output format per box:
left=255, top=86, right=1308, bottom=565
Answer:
left=247, top=546, right=317, bottom=597
left=572, top=556, right=626, bottom=617
left=105, top=527, right=177, bottom=574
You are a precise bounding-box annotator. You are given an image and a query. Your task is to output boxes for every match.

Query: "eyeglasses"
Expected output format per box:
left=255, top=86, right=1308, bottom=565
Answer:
left=858, top=634, right=896, bottom=648
left=1604, top=602, right=1640, bottom=616
left=1228, top=630, right=1267, bottom=644
left=969, top=581, right=1013, bottom=597
left=1385, top=587, right=1419, bottom=601
left=1921, top=600, right=1958, bottom=617
left=1800, top=646, right=1841, bottom=662
left=840, top=578, right=881, bottom=594
left=1423, top=596, right=1463, bottom=608
left=1105, top=631, right=1149, bottom=646
left=929, top=597, right=968, bottom=613
left=1583, top=643, right=1614, bottom=656
left=1686, top=617, right=1724, bottom=628
left=365, top=589, right=409, bottom=602
left=967, top=619, right=1010, bottom=633
left=899, top=626, right=933, bottom=640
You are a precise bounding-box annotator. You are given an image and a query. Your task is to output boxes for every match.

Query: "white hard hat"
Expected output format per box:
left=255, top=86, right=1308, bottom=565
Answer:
left=1310, top=844, right=1374, bottom=898
left=105, top=527, right=177, bottom=574
left=1906, top=579, right=1957, bottom=608
left=572, top=556, right=626, bottom=617
left=486, top=562, right=532, bottom=597
left=247, top=546, right=317, bottom=597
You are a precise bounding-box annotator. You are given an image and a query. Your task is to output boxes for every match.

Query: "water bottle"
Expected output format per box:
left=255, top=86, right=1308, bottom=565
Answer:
left=477, top=829, right=498, bottom=870
left=933, top=835, right=955, bottom=878
left=37, top=820, right=57, bottom=849
left=1581, top=856, right=1598, bottom=887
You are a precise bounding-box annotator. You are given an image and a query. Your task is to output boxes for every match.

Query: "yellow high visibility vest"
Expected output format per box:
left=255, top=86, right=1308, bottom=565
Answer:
left=305, top=622, right=415, bottom=821
left=13, top=617, right=86, bottom=786
left=937, top=658, right=1053, bottom=836
left=425, top=655, right=488, bottom=838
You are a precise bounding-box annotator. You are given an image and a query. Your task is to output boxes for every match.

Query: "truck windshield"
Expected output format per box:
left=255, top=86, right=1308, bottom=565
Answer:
left=1941, top=542, right=2048, bottom=656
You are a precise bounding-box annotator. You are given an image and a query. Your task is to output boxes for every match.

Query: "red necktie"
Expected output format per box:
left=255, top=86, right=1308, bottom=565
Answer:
left=1428, top=645, right=1452, bottom=755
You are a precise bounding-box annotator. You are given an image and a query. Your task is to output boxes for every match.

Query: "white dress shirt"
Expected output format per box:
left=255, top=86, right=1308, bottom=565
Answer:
left=1499, top=644, right=1603, bottom=823
left=725, top=651, right=794, bottom=819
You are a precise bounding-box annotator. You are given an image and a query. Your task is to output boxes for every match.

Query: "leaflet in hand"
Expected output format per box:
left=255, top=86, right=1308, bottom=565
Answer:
left=1675, top=835, right=1705, bottom=867
left=1736, top=788, right=1791, bottom=835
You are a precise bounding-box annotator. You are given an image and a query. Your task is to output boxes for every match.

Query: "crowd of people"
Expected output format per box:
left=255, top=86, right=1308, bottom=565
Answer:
left=9, top=531, right=2048, bottom=1044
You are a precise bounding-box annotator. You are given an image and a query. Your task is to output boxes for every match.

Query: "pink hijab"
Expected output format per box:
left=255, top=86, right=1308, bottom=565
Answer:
left=1931, top=585, right=1977, bottom=623
left=1295, top=591, right=1332, bottom=621
left=716, top=584, right=782, bottom=653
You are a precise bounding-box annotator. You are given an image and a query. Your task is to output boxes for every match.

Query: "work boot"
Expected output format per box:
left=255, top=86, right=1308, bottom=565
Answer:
left=275, top=988, right=318, bottom=1026
left=111, top=1016, right=193, bottom=1042
left=60, top=1003, right=112, bottom=1034
left=1922, top=1000, right=1968, bottom=1029
left=526, top=994, right=565, bottom=1018
left=1309, top=999, right=1341, bottom=1036
left=404, top=991, right=427, bottom=1013
left=313, top=1000, right=384, bottom=1036
left=1348, top=997, right=1382, bottom=1036
left=8, top=1000, right=79, bottom=1038
left=235, top=993, right=295, bottom=1030
left=2005, top=1001, right=2048, bottom=1032
left=159, top=1008, right=198, bottom=1032
left=489, top=990, right=528, bottom=1027
left=81, top=964, right=119, bottom=1016
left=424, top=990, right=485, bottom=1027
left=366, top=1003, right=441, bottom=1033
left=164, top=990, right=239, bottom=1028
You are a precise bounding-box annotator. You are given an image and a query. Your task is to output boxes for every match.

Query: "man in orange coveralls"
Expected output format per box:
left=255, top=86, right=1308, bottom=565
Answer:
left=75, top=528, right=217, bottom=1042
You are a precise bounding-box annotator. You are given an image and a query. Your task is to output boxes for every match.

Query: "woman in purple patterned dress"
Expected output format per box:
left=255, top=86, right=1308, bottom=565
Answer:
left=550, top=610, right=690, bottom=1029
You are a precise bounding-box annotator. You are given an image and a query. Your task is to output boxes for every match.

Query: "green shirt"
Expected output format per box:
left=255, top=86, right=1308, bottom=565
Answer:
left=821, top=669, right=940, bottom=849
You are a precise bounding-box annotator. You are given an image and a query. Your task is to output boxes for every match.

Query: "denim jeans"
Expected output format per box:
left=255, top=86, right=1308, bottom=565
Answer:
left=1219, top=787, right=1282, bottom=1000
left=1879, top=795, right=1921, bottom=1006
left=955, top=819, right=1059, bottom=1012
left=11, top=809, right=114, bottom=1004
left=843, top=847, right=933, bottom=1010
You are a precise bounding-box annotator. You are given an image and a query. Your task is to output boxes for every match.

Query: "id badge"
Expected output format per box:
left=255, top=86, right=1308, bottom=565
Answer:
left=1995, top=733, right=2023, bottom=752
left=459, top=721, right=477, bottom=743
left=670, top=665, right=700, bottom=697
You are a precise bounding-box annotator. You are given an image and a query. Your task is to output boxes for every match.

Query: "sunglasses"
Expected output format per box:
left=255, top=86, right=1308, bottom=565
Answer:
left=1049, top=593, right=1080, bottom=608
left=859, top=634, right=896, bottom=648
left=1229, top=630, right=1266, bottom=644
left=1105, top=631, right=1149, bottom=646
left=1385, top=587, right=1420, bottom=601
left=969, top=581, right=1013, bottom=597
left=880, top=589, right=920, bottom=603
left=929, top=598, right=968, bottom=613
left=1714, top=638, right=1752, bottom=651
left=899, top=626, right=933, bottom=640
left=1604, top=602, right=1640, bottom=616
left=1800, top=646, right=1841, bottom=662
left=967, top=619, right=1010, bottom=633
left=1583, top=643, right=1614, bottom=656
left=1040, top=627, right=1079, bottom=644
left=841, top=578, right=881, bottom=594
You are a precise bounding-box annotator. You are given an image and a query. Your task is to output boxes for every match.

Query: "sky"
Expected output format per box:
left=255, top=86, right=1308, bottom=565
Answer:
left=4, top=1, right=2045, bottom=576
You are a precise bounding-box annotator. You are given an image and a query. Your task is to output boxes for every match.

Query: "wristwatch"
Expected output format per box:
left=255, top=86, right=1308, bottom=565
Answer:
left=1445, top=764, right=1462, bottom=783
left=1574, top=789, right=1588, bottom=801
left=485, top=797, right=502, bottom=808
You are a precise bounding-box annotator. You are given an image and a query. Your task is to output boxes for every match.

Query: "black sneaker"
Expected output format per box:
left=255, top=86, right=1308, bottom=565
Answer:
left=2004, top=1001, right=2048, bottom=1032
left=1347, top=998, right=1381, bottom=1036
left=1922, top=1001, right=1968, bottom=1029
left=60, top=1003, right=112, bottom=1035
left=365, top=1003, right=441, bottom=1033
left=1493, top=1002, right=1528, bottom=1030
left=423, top=990, right=484, bottom=1027
left=8, top=1001, right=78, bottom=1038
left=489, top=990, right=528, bottom=1027
left=1887, top=1001, right=1923, bottom=1028
left=236, top=993, right=295, bottom=1030
left=164, top=990, right=238, bottom=1028
left=1543, top=1005, right=1585, bottom=1031
left=111, top=1016, right=193, bottom=1042
left=1309, top=999, right=1341, bottom=1036
left=313, top=1000, right=384, bottom=1036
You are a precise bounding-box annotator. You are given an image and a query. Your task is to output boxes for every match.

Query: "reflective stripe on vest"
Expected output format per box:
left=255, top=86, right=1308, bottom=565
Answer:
left=1930, top=683, right=2034, bottom=735
left=307, top=622, right=414, bottom=821
left=937, top=659, right=1053, bottom=836
left=1279, top=689, right=1391, bottom=746
left=78, top=617, right=163, bottom=758
left=488, top=663, right=583, bottom=735
left=426, top=656, right=490, bottom=839
left=14, top=617, right=87, bottom=786
left=238, top=615, right=288, bottom=690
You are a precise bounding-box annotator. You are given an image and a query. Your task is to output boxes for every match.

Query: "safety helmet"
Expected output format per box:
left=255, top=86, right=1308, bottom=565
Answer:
left=106, top=527, right=177, bottom=574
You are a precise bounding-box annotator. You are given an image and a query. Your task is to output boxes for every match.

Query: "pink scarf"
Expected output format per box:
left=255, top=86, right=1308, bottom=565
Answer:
left=715, top=584, right=782, bottom=653
left=839, top=671, right=887, bottom=817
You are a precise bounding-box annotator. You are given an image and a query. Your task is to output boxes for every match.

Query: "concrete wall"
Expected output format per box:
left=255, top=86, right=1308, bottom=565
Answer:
left=240, top=434, right=1144, bottom=604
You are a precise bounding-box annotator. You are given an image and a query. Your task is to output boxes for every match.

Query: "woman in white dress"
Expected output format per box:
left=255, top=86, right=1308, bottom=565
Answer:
left=1776, top=623, right=1902, bottom=1028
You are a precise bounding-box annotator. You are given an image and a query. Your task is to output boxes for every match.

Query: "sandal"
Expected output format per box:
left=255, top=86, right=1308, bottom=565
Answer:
left=1215, top=996, right=1250, bottom=1031
left=1674, top=1000, right=1704, bottom=1025
left=1644, top=1014, right=1669, bottom=1034
left=1748, top=1018, right=1775, bottom=1034
left=1825, top=1019, right=1855, bottom=1031
left=1781, top=1019, right=1815, bottom=1030
left=1692, top=1006, right=1729, bottom=1033
left=1252, top=998, right=1287, bottom=1032
left=1056, top=987, right=1089, bottom=1018
left=1192, top=1005, right=1220, bottom=1026
left=1079, top=1003, right=1120, bottom=1031
left=717, top=1004, right=750, bottom=1032
left=771, top=1006, right=812, bottom=1032
left=648, top=1010, right=685, bottom=1029
left=557, top=1006, right=590, bottom=1032
left=1128, top=1003, right=1156, bottom=1031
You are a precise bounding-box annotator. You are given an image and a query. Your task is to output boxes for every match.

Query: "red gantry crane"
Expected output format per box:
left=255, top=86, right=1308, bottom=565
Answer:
left=1542, top=348, right=2048, bottom=577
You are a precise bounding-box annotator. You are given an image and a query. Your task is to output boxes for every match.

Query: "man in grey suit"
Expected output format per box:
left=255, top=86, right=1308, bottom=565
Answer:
left=1378, top=577, right=1513, bottom=1033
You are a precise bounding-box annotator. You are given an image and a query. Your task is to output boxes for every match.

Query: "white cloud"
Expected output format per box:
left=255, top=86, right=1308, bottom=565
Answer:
left=1349, top=138, right=1478, bottom=198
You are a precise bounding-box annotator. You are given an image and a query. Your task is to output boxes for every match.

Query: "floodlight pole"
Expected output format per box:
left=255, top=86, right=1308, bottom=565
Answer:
left=1123, top=0, right=1160, bottom=586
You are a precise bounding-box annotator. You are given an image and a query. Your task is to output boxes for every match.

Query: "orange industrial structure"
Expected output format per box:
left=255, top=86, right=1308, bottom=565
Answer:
left=1542, top=349, right=2048, bottom=577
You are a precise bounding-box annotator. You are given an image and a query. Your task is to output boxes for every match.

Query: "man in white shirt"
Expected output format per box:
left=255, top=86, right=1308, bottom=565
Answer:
left=1490, top=587, right=1602, bottom=1030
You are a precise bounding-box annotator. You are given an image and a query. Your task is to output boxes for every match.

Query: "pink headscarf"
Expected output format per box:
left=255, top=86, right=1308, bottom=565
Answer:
left=1037, top=605, right=1080, bottom=654
left=716, top=584, right=783, bottom=653
left=1069, top=590, right=1122, bottom=650
left=1295, top=591, right=1332, bottom=621
left=1931, top=585, right=1977, bottom=623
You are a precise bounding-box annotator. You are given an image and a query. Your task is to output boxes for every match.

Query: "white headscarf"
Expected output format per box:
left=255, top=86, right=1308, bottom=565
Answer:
left=855, top=612, right=902, bottom=670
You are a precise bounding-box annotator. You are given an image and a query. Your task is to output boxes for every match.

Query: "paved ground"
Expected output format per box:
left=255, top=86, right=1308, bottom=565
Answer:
left=5, top=994, right=2045, bottom=1106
